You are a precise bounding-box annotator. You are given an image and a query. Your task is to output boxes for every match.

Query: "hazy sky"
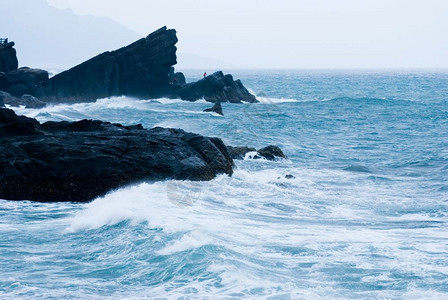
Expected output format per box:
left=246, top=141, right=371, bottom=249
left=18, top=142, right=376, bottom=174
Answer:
left=46, top=0, right=448, bottom=69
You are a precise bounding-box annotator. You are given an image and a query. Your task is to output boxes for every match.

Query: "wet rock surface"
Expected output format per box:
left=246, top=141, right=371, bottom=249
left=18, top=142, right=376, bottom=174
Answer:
left=0, top=108, right=234, bottom=202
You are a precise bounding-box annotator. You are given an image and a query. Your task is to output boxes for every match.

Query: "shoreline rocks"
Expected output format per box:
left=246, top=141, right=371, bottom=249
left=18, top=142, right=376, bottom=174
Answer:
left=227, top=145, right=287, bottom=161
left=178, top=71, right=257, bottom=103
left=0, top=68, right=49, bottom=98
left=0, top=108, right=233, bottom=202
left=0, top=91, right=46, bottom=108
left=0, top=28, right=258, bottom=105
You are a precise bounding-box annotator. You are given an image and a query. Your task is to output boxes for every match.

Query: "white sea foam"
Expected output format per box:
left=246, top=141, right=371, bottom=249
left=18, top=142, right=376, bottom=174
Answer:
left=256, top=96, right=300, bottom=103
left=2, top=70, right=447, bottom=298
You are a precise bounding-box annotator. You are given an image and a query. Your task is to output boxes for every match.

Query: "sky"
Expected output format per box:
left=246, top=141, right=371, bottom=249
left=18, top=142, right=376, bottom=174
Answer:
left=15, top=0, right=448, bottom=69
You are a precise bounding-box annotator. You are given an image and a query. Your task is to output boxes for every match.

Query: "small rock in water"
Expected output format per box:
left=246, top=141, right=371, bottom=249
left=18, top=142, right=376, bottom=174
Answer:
left=203, top=101, right=223, bottom=116
left=257, top=145, right=287, bottom=161
left=226, top=146, right=257, bottom=160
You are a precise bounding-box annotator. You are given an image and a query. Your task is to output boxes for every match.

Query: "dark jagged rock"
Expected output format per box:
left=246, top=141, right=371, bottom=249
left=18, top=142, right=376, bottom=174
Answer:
left=2, top=29, right=257, bottom=105
left=178, top=71, right=258, bottom=103
left=0, top=108, right=233, bottom=202
left=41, top=26, right=178, bottom=103
left=203, top=101, right=223, bottom=116
left=227, top=145, right=286, bottom=161
left=0, top=67, right=49, bottom=97
left=226, top=146, right=257, bottom=159
left=257, top=145, right=287, bottom=160
left=0, top=107, right=41, bottom=136
left=0, top=40, right=18, bottom=73
left=0, top=91, right=46, bottom=108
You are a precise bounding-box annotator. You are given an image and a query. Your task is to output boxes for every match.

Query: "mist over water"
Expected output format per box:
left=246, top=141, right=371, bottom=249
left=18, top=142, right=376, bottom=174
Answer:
left=1, top=70, right=448, bottom=298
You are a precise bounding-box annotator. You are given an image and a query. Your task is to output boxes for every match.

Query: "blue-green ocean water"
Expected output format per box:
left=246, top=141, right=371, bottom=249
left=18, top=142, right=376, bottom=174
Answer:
left=1, top=70, right=448, bottom=299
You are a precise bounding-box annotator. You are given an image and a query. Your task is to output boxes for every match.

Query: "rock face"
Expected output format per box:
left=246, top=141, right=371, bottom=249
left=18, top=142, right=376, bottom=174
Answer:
left=0, top=108, right=233, bottom=202
left=41, top=26, right=178, bottom=103
left=178, top=71, right=258, bottom=103
left=0, top=40, right=18, bottom=73
left=0, top=29, right=258, bottom=105
left=0, top=67, right=49, bottom=97
left=203, top=101, right=223, bottom=116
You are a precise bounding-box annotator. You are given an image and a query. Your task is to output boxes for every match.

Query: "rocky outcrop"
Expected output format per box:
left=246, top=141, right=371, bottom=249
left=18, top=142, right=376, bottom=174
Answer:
left=41, top=26, right=178, bottom=103
left=0, top=67, right=49, bottom=97
left=178, top=71, right=258, bottom=103
left=227, top=146, right=257, bottom=159
left=228, top=145, right=286, bottom=161
left=203, top=101, right=223, bottom=115
left=256, top=145, right=287, bottom=160
left=1, top=29, right=258, bottom=105
left=0, top=108, right=233, bottom=202
left=0, top=40, right=18, bottom=73
left=0, top=91, right=46, bottom=109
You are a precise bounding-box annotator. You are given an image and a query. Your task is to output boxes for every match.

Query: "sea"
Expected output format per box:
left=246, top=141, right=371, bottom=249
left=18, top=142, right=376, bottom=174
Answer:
left=1, top=70, right=448, bottom=299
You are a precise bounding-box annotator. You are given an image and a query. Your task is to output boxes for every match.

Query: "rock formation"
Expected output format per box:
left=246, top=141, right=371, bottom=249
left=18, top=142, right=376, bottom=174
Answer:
left=0, top=91, right=46, bottom=108
left=0, top=108, right=233, bottom=202
left=41, top=26, right=178, bottom=103
left=227, top=145, right=286, bottom=161
left=257, top=145, right=287, bottom=160
left=1, top=28, right=257, bottom=105
left=0, top=67, right=49, bottom=97
left=178, top=71, right=258, bottom=103
left=203, top=101, right=223, bottom=115
left=0, top=40, right=18, bottom=73
left=226, top=146, right=257, bottom=159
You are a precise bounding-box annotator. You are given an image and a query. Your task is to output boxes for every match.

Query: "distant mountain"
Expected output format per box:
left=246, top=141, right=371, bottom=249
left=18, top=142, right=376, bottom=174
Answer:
left=0, top=0, right=141, bottom=70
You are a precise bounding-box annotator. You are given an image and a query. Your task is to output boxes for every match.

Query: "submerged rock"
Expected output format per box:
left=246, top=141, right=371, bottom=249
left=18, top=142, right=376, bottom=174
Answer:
left=0, top=108, right=233, bottom=202
left=0, top=40, right=18, bottom=73
left=178, top=71, right=258, bottom=103
left=203, top=101, right=223, bottom=116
